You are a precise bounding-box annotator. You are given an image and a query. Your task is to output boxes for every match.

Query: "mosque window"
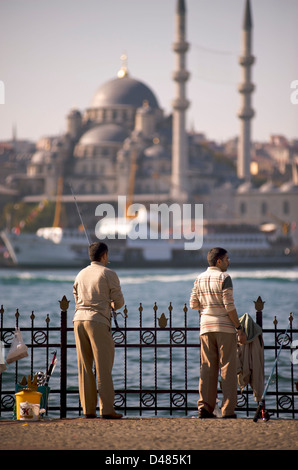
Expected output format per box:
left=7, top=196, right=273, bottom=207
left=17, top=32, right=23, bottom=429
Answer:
left=261, top=202, right=267, bottom=215
left=283, top=200, right=290, bottom=214
left=240, top=201, right=246, bottom=214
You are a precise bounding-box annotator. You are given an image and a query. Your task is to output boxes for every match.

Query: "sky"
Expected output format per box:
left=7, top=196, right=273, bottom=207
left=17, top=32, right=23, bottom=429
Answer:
left=0, top=0, right=297, bottom=144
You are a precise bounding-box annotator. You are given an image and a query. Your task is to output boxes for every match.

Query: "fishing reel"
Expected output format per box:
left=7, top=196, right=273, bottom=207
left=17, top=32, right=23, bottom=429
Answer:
left=254, top=402, right=273, bottom=422
left=261, top=408, right=271, bottom=422
left=111, top=308, right=128, bottom=329
left=258, top=404, right=273, bottom=422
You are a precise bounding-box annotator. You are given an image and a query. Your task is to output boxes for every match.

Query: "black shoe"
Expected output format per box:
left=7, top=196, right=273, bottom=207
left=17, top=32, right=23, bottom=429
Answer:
left=84, top=414, right=97, bottom=419
left=198, top=408, right=216, bottom=419
left=222, top=414, right=237, bottom=419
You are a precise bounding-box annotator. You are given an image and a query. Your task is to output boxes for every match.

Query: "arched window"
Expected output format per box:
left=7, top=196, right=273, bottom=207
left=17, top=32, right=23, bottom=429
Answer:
left=283, top=200, right=290, bottom=215
left=240, top=201, right=246, bottom=214
left=261, top=201, right=267, bottom=215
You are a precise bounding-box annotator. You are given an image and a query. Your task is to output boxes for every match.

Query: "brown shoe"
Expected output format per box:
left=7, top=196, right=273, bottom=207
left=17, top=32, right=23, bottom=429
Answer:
left=198, top=408, right=216, bottom=419
left=101, top=412, right=123, bottom=419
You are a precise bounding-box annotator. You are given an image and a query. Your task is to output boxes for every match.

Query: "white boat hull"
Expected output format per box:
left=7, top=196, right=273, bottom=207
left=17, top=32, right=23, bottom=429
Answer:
left=1, top=225, right=296, bottom=268
left=1, top=228, right=89, bottom=267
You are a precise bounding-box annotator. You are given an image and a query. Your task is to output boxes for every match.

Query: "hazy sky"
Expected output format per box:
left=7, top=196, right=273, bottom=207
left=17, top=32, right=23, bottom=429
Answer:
left=0, top=0, right=297, bottom=144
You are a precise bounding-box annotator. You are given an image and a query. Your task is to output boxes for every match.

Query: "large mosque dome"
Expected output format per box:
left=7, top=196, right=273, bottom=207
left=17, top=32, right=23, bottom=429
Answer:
left=90, top=75, right=159, bottom=109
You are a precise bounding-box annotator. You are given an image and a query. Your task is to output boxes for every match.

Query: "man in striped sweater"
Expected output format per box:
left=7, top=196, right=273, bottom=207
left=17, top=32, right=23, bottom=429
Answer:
left=190, top=247, right=246, bottom=419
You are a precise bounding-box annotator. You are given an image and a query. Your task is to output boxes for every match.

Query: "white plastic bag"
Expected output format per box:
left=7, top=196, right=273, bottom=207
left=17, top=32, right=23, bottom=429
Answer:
left=6, top=328, right=28, bottom=364
left=0, top=340, right=7, bottom=373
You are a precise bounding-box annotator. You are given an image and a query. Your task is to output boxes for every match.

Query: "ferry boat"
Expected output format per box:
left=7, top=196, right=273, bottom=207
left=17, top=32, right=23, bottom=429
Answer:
left=1, top=220, right=296, bottom=268
left=0, top=227, right=90, bottom=268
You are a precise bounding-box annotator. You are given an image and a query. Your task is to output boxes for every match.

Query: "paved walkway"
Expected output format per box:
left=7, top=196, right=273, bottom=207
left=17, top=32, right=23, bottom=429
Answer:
left=1, top=416, right=298, bottom=452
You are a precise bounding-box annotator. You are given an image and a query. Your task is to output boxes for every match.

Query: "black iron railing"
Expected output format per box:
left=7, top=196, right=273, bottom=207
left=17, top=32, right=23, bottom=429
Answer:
left=0, top=296, right=297, bottom=419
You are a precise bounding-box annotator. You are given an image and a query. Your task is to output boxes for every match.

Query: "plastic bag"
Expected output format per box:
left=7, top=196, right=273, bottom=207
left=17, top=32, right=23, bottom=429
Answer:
left=0, top=340, right=7, bottom=374
left=19, top=402, right=41, bottom=421
left=6, top=328, right=28, bottom=364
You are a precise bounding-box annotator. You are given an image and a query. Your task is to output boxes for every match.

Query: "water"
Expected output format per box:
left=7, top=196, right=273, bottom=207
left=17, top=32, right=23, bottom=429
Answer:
left=1, top=266, right=298, bottom=417
left=1, top=266, right=297, bottom=326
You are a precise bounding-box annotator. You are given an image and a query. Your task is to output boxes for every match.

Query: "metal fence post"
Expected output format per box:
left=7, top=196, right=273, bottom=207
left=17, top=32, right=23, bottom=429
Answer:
left=59, top=296, right=69, bottom=419
left=1, top=295, right=297, bottom=419
left=254, top=296, right=264, bottom=327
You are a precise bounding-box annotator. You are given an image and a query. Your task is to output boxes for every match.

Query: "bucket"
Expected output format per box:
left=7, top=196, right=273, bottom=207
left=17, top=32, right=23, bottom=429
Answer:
left=15, top=384, right=50, bottom=410
left=15, top=390, right=42, bottom=421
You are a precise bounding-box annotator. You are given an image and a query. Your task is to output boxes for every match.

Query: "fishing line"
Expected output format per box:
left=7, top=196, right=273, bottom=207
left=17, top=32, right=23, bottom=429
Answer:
left=69, top=182, right=91, bottom=245
left=253, top=324, right=290, bottom=422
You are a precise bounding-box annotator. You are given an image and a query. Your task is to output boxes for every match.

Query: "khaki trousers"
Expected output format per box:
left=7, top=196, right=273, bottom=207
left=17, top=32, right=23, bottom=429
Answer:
left=198, top=332, right=237, bottom=417
left=74, top=320, right=115, bottom=416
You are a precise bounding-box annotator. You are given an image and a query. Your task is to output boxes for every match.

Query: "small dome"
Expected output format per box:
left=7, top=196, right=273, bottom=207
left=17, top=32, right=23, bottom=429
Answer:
left=78, top=124, right=129, bottom=146
left=144, top=143, right=170, bottom=159
left=279, top=181, right=298, bottom=192
left=67, top=108, right=81, bottom=117
left=90, top=76, right=159, bottom=109
left=237, top=181, right=254, bottom=193
left=259, top=181, right=276, bottom=192
left=137, top=100, right=154, bottom=115
left=31, top=150, right=53, bottom=164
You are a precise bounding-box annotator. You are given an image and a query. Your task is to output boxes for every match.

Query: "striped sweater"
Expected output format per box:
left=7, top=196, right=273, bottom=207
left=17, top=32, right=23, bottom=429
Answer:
left=190, top=266, right=236, bottom=335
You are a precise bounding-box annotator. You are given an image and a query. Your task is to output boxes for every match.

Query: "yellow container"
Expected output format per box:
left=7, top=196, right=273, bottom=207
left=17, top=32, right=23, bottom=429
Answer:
left=15, top=390, right=42, bottom=420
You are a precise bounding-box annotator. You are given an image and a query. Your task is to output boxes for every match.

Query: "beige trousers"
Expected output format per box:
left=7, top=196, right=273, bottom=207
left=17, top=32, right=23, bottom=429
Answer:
left=198, top=332, right=237, bottom=417
left=74, top=320, right=115, bottom=416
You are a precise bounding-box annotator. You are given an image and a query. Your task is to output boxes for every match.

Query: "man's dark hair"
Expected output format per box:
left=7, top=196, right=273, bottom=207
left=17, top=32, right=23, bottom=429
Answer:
left=207, top=247, right=227, bottom=266
left=88, top=242, right=108, bottom=261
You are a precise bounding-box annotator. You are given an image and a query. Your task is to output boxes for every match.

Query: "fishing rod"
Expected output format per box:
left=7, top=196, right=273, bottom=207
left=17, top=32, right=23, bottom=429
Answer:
left=44, top=350, right=57, bottom=386
left=111, top=307, right=128, bottom=330
left=69, top=182, right=91, bottom=245
left=111, top=307, right=120, bottom=329
left=253, top=324, right=290, bottom=422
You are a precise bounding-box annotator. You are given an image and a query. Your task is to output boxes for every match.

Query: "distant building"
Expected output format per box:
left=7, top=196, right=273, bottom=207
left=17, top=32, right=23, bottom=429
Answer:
left=235, top=180, right=298, bottom=247
left=5, top=1, right=236, bottom=221
left=1, top=0, right=297, bottom=249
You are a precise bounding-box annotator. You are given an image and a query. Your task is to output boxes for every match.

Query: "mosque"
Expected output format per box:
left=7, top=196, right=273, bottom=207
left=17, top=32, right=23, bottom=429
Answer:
left=4, top=0, right=298, bottom=249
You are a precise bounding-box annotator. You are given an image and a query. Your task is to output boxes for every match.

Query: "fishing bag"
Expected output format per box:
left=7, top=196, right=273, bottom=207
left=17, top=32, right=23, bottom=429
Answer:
left=6, top=328, right=28, bottom=364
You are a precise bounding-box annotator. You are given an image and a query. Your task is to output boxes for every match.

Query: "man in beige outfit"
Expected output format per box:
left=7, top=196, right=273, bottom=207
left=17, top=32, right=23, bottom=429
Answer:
left=73, top=242, right=124, bottom=419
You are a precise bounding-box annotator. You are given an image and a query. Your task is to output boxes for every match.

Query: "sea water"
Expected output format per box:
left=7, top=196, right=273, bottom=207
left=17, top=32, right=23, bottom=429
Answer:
left=1, top=266, right=297, bottom=417
left=1, top=266, right=297, bottom=326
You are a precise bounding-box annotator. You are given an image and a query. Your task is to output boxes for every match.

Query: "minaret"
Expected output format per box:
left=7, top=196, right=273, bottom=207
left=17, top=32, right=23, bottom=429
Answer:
left=237, top=0, right=255, bottom=181
left=12, top=123, right=17, bottom=144
left=171, top=0, right=190, bottom=201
